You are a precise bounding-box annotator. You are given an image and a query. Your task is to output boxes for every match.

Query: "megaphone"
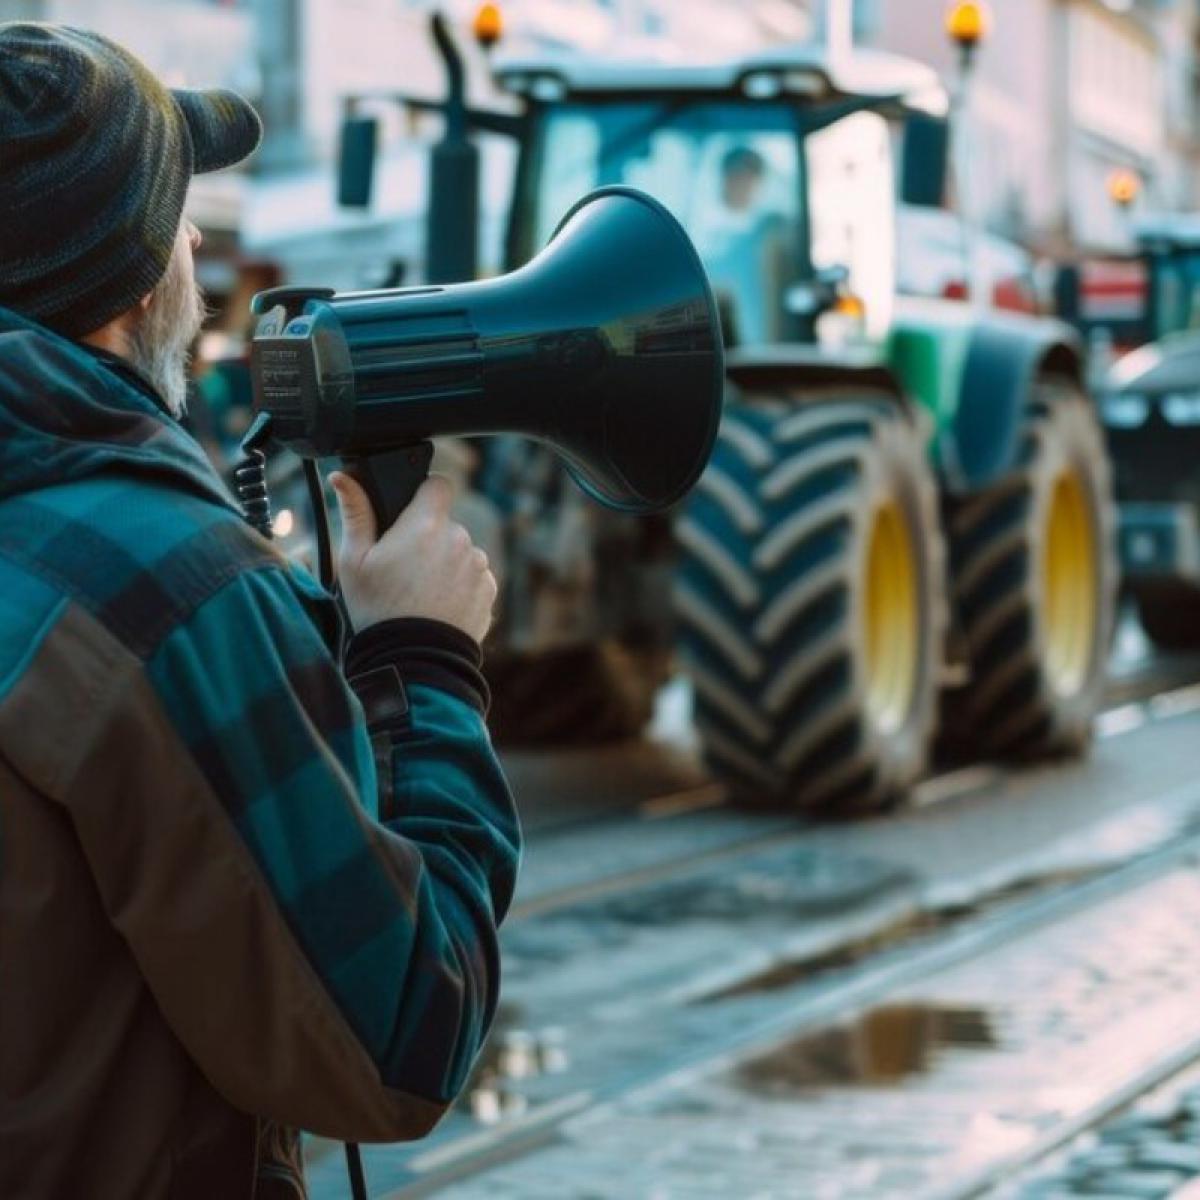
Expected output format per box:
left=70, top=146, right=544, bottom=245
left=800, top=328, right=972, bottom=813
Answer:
left=249, top=187, right=724, bottom=531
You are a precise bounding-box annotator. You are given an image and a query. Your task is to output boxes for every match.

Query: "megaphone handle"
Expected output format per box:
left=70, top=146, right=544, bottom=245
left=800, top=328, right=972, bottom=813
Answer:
left=342, top=441, right=436, bottom=532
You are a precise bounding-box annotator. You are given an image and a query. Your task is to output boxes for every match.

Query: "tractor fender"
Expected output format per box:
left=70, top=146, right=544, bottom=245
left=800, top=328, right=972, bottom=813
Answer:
left=890, top=304, right=1084, bottom=495
left=724, top=344, right=907, bottom=405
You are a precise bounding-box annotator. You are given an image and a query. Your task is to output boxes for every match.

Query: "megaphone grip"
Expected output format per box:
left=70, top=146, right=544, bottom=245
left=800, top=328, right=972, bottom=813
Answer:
left=342, top=441, right=436, bottom=532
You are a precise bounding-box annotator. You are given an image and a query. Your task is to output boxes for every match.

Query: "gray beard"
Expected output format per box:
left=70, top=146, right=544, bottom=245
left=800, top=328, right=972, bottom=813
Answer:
left=127, top=256, right=206, bottom=419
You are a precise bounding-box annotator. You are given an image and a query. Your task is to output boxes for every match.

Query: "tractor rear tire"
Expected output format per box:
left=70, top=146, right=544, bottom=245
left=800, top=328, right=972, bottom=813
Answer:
left=674, top=395, right=945, bottom=812
left=945, top=382, right=1118, bottom=758
left=1135, top=579, right=1200, bottom=651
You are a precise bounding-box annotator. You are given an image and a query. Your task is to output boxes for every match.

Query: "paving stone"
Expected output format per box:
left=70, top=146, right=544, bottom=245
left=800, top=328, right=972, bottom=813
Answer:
left=1070, top=1170, right=1185, bottom=1198
left=1013, top=1180, right=1086, bottom=1198
left=1130, top=1141, right=1200, bottom=1173
left=1070, top=1145, right=1135, bottom=1173
left=1100, top=1116, right=1162, bottom=1144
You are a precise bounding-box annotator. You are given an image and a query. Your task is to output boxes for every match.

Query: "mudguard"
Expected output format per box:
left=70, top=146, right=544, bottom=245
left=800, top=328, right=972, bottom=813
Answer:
left=723, top=343, right=906, bottom=403
left=889, top=300, right=1085, bottom=494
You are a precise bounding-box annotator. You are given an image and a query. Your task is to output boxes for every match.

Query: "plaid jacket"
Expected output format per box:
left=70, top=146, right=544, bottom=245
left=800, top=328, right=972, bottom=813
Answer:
left=0, top=306, right=521, bottom=1198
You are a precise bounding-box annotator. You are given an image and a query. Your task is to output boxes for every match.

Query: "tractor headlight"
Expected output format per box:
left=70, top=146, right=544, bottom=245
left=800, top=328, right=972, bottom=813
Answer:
left=1101, top=394, right=1150, bottom=429
left=1163, top=393, right=1200, bottom=426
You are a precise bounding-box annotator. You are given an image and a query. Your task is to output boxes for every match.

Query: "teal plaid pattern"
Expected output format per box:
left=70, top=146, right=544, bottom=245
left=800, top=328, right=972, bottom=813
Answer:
left=0, top=305, right=520, bottom=1104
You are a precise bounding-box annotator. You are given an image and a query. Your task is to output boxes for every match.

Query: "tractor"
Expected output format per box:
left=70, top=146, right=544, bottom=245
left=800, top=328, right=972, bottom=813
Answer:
left=1058, top=213, right=1200, bottom=652
left=339, top=16, right=1119, bottom=811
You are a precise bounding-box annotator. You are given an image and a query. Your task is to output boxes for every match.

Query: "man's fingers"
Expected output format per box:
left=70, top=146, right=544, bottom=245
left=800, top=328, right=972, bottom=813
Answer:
left=329, top=471, right=378, bottom=558
left=409, top=474, right=454, bottom=518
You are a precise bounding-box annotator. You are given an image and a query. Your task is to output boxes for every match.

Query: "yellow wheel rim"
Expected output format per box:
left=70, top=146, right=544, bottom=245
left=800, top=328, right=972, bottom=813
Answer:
left=1042, top=467, right=1098, bottom=697
left=863, top=500, right=920, bottom=734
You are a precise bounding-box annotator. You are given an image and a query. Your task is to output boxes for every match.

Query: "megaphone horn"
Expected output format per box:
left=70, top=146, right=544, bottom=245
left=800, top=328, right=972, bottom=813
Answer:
left=250, top=187, right=725, bottom=530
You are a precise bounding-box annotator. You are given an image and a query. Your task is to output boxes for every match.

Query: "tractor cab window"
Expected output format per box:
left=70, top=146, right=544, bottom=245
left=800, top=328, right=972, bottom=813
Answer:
left=1151, top=247, right=1200, bottom=337
left=525, top=101, right=804, bottom=345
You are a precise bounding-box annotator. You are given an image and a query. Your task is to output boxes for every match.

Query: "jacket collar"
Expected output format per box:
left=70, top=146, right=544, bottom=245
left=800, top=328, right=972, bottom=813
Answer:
left=73, top=342, right=175, bottom=421
left=0, top=305, right=236, bottom=513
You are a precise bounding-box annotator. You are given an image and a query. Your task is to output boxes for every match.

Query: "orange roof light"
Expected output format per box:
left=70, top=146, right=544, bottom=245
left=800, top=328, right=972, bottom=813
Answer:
left=473, top=3, right=504, bottom=48
left=835, top=294, right=866, bottom=321
left=945, top=2, right=992, bottom=48
left=1108, top=168, right=1141, bottom=208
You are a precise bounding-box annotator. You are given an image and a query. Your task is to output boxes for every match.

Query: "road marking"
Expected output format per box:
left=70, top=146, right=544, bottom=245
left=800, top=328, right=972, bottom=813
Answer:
left=911, top=765, right=1004, bottom=809
left=1149, top=682, right=1200, bottom=721
left=1096, top=702, right=1147, bottom=739
left=639, top=782, right=726, bottom=820
left=405, top=1090, right=593, bottom=1175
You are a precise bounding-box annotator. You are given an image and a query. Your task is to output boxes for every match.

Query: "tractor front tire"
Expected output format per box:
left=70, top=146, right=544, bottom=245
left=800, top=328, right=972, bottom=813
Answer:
left=674, top=395, right=945, bottom=812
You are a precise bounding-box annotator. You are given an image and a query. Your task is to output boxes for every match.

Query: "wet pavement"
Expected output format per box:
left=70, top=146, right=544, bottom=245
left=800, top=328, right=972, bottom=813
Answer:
left=422, top=864, right=1200, bottom=1199
left=305, top=665, right=1200, bottom=1199
left=991, top=1066, right=1200, bottom=1199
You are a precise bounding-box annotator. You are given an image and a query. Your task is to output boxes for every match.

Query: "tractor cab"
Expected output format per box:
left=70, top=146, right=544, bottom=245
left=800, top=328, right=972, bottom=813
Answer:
left=1132, top=214, right=1200, bottom=342
left=495, top=46, right=946, bottom=353
left=1092, top=214, right=1200, bottom=641
left=1057, top=214, right=1200, bottom=359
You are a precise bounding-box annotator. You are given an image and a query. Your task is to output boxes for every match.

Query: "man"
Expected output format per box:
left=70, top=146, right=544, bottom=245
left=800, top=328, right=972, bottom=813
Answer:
left=701, top=144, right=791, bottom=344
left=719, top=145, right=769, bottom=215
left=0, top=23, right=520, bottom=1199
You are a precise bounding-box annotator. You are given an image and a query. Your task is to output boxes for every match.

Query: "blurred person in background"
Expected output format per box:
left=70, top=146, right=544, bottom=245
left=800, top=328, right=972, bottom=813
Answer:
left=0, top=22, right=520, bottom=1199
left=701, top=144, right=792, bottom=343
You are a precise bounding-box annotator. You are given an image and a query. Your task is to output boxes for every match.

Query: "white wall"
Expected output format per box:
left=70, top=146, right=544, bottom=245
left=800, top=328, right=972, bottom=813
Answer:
left=36, top=0, right=256, bottom=92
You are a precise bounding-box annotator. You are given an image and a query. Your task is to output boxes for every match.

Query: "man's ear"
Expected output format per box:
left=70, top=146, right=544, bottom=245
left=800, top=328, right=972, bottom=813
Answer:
left=137, top=291, right=153, bottom=314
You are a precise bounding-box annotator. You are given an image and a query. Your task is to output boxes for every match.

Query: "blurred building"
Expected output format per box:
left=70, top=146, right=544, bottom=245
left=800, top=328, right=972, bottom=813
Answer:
left=855, top=0, right=1200, bottom=253
left=8, top=0, right=1200, bottom=270
left=0, top=0, right=262, bottom=301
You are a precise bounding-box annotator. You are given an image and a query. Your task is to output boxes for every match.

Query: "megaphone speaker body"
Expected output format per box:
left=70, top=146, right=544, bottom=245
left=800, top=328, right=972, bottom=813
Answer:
left=251, top=188, right=724, bottom=518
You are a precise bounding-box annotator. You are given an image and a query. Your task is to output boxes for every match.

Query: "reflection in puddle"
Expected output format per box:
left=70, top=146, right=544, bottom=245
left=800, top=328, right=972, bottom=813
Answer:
left=737, top=1003, right=997, bottom=1092
left=463, top=1003, right=572, bottom=1125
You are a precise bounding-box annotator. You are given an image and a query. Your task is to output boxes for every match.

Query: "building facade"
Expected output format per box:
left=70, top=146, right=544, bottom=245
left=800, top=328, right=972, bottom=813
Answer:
left=9, top=0, right=1199, bottom=270
left=857, top=0, right=1200, bottom=253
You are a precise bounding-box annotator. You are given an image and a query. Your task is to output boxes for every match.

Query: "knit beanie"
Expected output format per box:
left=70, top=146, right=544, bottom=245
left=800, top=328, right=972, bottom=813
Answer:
left=0, top=22, right=262, bottom=337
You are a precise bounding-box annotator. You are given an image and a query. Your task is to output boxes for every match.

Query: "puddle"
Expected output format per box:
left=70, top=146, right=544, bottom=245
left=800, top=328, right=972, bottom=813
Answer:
left=699, top=911, right=940, bottom=1003
left=735, top=1003, right=998, bottom=1092
left=694, top=831, right=1196, bottom=1008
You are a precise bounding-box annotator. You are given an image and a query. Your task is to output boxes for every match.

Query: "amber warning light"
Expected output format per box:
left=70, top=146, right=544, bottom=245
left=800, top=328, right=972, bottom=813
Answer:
left=1108, top=169, right=1141, bottom=209
left=945, top=2, right=992, bottom=48
left=474, top=3, right=504, bottom=48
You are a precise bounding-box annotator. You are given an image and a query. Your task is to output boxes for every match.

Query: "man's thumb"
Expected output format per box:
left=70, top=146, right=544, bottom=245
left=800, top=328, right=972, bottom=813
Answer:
left=329, top=472, right=378, bottom=552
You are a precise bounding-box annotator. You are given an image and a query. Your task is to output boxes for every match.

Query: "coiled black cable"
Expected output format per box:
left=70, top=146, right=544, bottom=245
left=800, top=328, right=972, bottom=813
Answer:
left=234, top=411, right=276, bottom=539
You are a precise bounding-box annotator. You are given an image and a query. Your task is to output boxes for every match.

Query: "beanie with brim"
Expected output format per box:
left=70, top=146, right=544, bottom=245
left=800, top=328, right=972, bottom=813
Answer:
left=0, top=23, right=262, bottom=338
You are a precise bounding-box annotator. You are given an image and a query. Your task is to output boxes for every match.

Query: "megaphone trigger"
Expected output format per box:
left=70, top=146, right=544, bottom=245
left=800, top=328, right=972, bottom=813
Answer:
left=342, top=441, right=437, bottom=532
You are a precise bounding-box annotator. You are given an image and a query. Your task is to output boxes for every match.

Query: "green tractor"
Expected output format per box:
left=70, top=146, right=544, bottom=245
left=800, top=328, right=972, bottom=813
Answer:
left=343, top=24, right=1119, bottom=812
left=1058, top=215, right=1200, bottom=651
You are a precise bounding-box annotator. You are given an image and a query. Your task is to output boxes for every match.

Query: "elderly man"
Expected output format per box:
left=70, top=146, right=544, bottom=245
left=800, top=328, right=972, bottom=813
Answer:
left=0, top=23, right=520, bottom=1199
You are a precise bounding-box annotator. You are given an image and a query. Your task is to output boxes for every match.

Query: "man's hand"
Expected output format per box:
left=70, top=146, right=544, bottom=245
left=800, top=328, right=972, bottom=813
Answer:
left=330, top=471, right=497, bottom=643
